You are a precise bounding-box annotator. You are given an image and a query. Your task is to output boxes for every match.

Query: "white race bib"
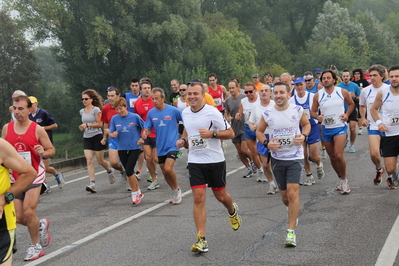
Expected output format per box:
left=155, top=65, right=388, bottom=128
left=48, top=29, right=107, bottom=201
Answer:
left=189, top=134, right=209, bottom=151
left=388, top=113, right=399, bottom=126
left=18, top=151, right=32, bottom=165
left=214, top=98, right=222, bottom=106
left=273, top=133, right=295, bottom=150
left=324, top=113, right=337, bottom=125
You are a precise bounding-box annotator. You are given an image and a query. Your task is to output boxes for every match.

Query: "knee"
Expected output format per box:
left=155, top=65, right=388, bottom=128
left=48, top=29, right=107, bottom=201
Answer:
left=86, top=157, right=94, bottom=165
left=23, top=208, right=36, bottom=222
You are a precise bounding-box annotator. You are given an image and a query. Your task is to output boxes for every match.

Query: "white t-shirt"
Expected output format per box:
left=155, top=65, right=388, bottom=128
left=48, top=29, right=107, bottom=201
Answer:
left=380, top=86, right=399, bottom=136
left=359, top=83, right=389, bottom=130
left=183, top=104, right=230, bottom=163
left=262, top=104, right=304, bottom=160
left=241, top=97, right=260, bottom=124
left=249, top=100, right=274, bottom=134
left=317, top=87, right=346, bottom=128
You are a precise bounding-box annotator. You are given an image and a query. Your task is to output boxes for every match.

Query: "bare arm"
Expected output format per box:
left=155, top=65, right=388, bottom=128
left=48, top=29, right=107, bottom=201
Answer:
left=43, top=124, right=58, bottom=131
left=370, top=90, right=386, bottom=132
left=199, top=127, right=234, bottom=140
left=341, top=89, right=355, bottom=121
left=35, top=126, right=56, bottom=158
left=310, top=93, right=320, bottom=120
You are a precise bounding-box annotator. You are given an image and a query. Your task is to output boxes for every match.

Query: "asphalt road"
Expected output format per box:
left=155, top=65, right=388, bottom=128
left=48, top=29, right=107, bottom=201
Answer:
left=11, top=132, right=399, bottom=266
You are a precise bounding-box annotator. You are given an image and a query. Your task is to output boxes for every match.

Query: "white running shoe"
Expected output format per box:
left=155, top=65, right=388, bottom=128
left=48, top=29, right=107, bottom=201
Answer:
left=317, top=162, right=325, bottom=179
left=24, top=244, right=45, bottom=261
left=39, top=218, right=51, bottom=247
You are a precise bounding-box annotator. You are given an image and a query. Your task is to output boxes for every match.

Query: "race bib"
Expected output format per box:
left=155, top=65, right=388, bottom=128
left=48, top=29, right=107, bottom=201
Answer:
left=304, top=109, right=311, bottom=119
left=189, top=134, right=209, bottom=151
left=129, top=98, right=137, bottom=108
left=273, top=133, right=295, bottom=150
left=18, top=151, right=32, bottom=165
left=214, top=98, right=222, bottom=106
left=388, top=113, right=399, bottom=126
left=324, top=113, right=337, bottom=125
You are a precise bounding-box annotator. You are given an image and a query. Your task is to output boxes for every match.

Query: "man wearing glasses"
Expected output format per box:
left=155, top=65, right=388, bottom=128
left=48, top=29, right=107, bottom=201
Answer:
left=101, top=87, right=126, bottom=184
left=303, top=71, right=322, bottom=94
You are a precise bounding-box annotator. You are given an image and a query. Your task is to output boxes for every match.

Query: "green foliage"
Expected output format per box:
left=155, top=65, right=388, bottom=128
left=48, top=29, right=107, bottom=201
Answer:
left=0, top=10, right=40, bottom=127
left=384, top=12, right=399, bottom=45
left=356, top=10, right=399, bottom=66
left=34, top=46, right=64, bottom=82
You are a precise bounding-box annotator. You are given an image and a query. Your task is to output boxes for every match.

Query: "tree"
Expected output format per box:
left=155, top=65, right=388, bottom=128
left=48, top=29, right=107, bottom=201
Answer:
left=311, top=1, right=368, bottom=55
left=7, top=0, right=209, bottom=96
left=0, top=11, right=40, bottom=127
left=356, top=10, right=399, bottom=66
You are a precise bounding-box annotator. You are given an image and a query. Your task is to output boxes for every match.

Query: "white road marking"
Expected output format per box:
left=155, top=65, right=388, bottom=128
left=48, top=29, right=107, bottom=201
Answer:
left=48, top=170, right=107, bottom=189
left=375, top=214, right=399, bottom=266
left=27, top=165, right=246, bottom=265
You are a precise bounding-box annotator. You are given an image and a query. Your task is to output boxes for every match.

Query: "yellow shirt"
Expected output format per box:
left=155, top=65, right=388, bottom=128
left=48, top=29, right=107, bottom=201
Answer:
left=0, top=165, right=16, bottom=230
left=186, top=93, right=216, bottom=107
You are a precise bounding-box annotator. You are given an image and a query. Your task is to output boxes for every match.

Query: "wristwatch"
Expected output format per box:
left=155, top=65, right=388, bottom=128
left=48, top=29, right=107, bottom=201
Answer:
left=4, top=192, right=14, bottom=204
left=302, top=134, right=308, bottom=142
left=212, top=131, right=217, bottom=138
left=263, top=139, right=269, bottom=148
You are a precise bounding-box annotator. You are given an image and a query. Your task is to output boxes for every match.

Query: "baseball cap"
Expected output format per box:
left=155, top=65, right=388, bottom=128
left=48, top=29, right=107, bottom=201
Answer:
left=315, top=68, right=322, bottom=73
left=264, top=72, right=273, bottom=77
left=28, top=96, right=38, bottom=103
left=253, top=74, right=260, bottom=78
left=187, top=78, right=202, bottom=85
left=293, top=77, right=305, bottom=84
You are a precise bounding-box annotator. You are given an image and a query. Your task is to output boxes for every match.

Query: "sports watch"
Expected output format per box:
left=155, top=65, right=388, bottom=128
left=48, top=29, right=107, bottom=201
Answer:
left=263, top=139, right=269, bottom=148
left=302, top=134, right=308, bottom=142
left=4, top=192, right=14, bottom=204
left=212, top=131, right=217, bottom=138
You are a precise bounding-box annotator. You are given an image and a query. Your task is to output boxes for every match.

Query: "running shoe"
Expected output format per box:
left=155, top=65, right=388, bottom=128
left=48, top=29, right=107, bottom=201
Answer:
left=43, top=182, right=51, bottom=194
left=135, top=170, right=141, bottom=180
left=317, top=162, right=325, bottom=179
left=348, top=145, right=356, bottom=153
left=229, top=202, right=241, bottom=231
left=147, top=175, right=153, bottom=183
left=303, top=174, right=315, bottom=186
left=55, top=172, right=65, bottom=189
left=121, top=170, right=127, bottom=183
left=191, top=232, right=208, bottom=253
left=392, top=170, right=399, bottom=187
left=285, top=230, right=297, bottom=247
left=243, top=168, right=253, bottom=178
left=256, top=169, right=265, bottom=182
left=24, top=244, right=45, bottom=261
left=336, top=181, right=342, bottom=191
left=267, top=185, right=278, bottom=195
left=39, top=218, right=51, bottom=247
left=374, top=167, right=384, bottom=186
left=250, top=161, right=257, bottom=174
left=86, top=183, right=97, bottom=193
left=172, top=188, right=182, bottom=204
left=341, top=179, right=351, bottom=194
left=147, top=181, right=160, bottom=190
left=320, top=148, right=327, bottom=159
left=358, top=128, right=363, bottom=135
left=132, top=193, right=144, bottom=204
left=108, top=169, right=115, bottom=184
left=387, top=177, right=397, bottom=189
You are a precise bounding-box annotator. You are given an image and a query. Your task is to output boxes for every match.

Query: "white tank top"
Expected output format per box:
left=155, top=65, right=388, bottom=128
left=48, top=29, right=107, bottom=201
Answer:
left=177, top=97, right=187, bottom=124
left=241, top=97, right=260, bottom=124
left=359, top=83, right=389, bottom=130
left=318, top=87, right=346, bottom=128
left=381, top=86, right=399, bottom=136
left=262, top=104, right=304, bottom=160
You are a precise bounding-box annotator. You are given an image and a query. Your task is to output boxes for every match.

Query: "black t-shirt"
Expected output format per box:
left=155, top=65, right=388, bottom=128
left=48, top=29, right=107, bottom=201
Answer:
left=169, top=92, right=180, bottom=104
left=353, top=79, right=369, bottom=88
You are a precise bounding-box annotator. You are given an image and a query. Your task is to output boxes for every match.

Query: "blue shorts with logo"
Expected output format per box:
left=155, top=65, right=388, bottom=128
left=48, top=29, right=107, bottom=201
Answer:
left=306, top=124, right=320, bottom=145
left=322, top=125, right=348, bottom=142
left=108, top=137, right=118, bottom=150
left=256, top=134, right=270, bottom=156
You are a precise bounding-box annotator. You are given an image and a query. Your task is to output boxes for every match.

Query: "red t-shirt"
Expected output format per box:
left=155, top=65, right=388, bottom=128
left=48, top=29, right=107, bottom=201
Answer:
left=101, top=103, right=117, bottom=125
left=134, top=97, right=156, bottom=138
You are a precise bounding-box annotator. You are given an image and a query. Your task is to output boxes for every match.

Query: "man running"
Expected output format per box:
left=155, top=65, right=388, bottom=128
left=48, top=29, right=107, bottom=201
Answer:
left=256, top=82, right=310, bottom=247
left=177, top=81, right=241, bottom=253
left=311, top=70, right=355, bottom=194
left=28, top=96, right=65, bottom=190
left=143, top=88, right=183, bottom=204
left=359, top=65, right=389, bottom=186
left=370, top=66, right=399, bottom=189
left=2, top=96, right=54, bottom=261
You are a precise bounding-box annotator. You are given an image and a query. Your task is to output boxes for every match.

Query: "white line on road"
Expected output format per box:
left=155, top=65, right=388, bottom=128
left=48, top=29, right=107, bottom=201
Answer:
left=375, top=214, right=399, bottom=266
left=27, top=165, right=246, bottom=265
left=48, top=170, right=107, bottom=189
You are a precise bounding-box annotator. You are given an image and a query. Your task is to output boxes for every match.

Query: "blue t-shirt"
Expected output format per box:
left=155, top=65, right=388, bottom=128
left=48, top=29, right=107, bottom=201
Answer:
left=109, top=113, right=144, bottom=150
left=144, top=105, right=182, bottom=156
left=125, top=93, right=141, bottom=113
left=337, top=81, right=361, bottom=111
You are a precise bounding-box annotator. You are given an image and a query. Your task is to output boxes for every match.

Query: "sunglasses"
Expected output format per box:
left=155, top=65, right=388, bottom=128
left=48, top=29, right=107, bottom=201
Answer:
left=179, top=89, right=186, bottom=92
left=305, top=79, right=312, bottom=82
left=244, top=90, right=254, bottom=94
left=81, top=98, right=91, bottom=101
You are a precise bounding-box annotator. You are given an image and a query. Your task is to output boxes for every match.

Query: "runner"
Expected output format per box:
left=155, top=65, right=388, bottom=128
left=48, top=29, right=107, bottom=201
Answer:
left=289, top=78, right=325, bottom=186
left=143, top=88, right=183, bottom=204
left=176, top=81, right=241, bottom=253
left=359, top=65, right=389, bottom=186
left=109, top=98, right=145, bottom=204
left=2, top=95, right=54, bottom=261
left=370, top=66, right=399, bottom=189
left=256, top=82, right=310, bottom=247
left=311, top=70, right=355, bottom=194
